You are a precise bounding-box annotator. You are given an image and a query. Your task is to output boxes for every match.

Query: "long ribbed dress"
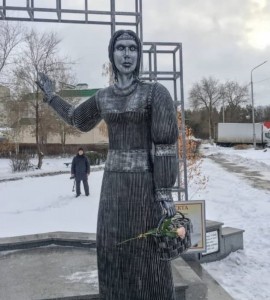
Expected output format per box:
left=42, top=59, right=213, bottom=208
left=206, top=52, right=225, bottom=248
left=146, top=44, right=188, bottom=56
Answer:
left=48, top=80, right=179, bottom=300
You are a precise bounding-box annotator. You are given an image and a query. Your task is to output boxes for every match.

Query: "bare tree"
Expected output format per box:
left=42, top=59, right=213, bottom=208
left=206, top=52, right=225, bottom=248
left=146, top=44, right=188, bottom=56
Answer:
left=99, top=62, right=114, bottom=138
left=50, top=69, right=82, bottom=154
left=223, top=81, right=249, bottom=108
left=189, top=77, right=223, bottom=140
left=0, top=21, right=23, bottom=76
left=5, top=97, right=28, bottom=154
left=220, top=81, right=249, bottom=122
left=52, top=118, right=81, bottom=154
left=0, top=22, right=23, bottom=131
left=13, top=29, right=72, bottom=168
left=262, top=106, right=270, bottom=121
left=102, top=62, right=114, bottom=86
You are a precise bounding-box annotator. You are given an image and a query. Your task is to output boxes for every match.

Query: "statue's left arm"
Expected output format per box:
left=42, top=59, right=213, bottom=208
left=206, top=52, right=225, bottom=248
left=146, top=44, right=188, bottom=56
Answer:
left=151, top=83, right=179, bottom=217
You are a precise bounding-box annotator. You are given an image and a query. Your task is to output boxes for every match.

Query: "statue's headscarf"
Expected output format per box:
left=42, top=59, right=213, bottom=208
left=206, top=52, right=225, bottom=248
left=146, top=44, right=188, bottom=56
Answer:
left=108, top=30, right=142, bottom=82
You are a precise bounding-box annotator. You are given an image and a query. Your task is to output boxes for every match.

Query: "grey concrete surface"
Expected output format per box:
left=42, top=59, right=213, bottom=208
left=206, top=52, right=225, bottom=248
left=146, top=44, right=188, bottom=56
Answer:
left=0, top=232, right=235, bottom=300
left=187, top=261, right=234, bottom=300
left=0, top=245, right=190, bottom=300
left=173, top=258, right=207, bottom=300
left=0, top=246, right=99, bottom=300
left=0, top=245, right=191, bottom=300
left=0, top=232, right=96, bottom=251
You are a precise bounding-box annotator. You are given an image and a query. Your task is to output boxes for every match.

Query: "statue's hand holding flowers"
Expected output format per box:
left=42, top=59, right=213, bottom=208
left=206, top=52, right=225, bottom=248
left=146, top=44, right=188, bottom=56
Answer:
left=118, top=211, right=189, bottom=249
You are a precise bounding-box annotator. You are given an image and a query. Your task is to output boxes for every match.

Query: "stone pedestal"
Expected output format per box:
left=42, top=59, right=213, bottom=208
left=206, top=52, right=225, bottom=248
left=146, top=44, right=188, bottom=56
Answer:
left=183, top=220, right=245, bottom=263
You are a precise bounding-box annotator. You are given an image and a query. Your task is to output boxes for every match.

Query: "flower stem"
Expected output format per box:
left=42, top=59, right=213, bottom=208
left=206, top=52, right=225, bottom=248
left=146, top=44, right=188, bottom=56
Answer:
left=117, top=233, right=149, bottom=246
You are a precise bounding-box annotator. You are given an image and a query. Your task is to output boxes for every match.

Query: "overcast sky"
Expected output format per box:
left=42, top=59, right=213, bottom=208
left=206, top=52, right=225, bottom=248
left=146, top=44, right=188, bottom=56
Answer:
left=3, top=0, right=270, bottom=108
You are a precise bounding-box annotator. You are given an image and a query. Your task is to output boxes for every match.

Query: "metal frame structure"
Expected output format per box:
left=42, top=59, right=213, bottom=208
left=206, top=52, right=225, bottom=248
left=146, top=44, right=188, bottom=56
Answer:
left=141, top=42, right=188, bottom=200
left=0, top=0, right=188, bottom=201
left=0, top=0, right=143, bottom=39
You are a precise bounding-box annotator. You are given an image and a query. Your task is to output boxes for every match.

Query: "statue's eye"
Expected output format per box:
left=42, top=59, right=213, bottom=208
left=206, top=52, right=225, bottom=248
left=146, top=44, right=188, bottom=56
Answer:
left=130, top=46, right=137, bottom=51
left=117, top=45, right=124, bottom=51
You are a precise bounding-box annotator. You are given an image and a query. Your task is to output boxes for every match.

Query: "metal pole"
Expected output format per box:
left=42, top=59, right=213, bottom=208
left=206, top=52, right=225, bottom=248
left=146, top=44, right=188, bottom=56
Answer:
left=250, top=72, right=256, bottom=149
left=222, top=99, right=225, bottom=123
left=179, top=44, right=188, bottom=201
left=148, top=51, right=152, bottom=81
left=173, top=51, right=181, bottom=202
left=110, top=0, right=116, bottom=36
left=139, top=0, right=143, bottom=70
left=139, top=0, right=143, bottom=43
left=153, top=44, right=157, bottom=81
left=135, top=0, right=138, bottom=35
left=85, top=0, right=88, bottom=23
left=250, top=60, right=267, bottom=149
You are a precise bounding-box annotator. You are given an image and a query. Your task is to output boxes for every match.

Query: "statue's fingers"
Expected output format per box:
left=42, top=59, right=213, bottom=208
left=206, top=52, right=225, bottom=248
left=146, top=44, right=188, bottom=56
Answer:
left=166, top=205, right=171, bottom=217
left=37, top=72, right=44, bottom=82
left=41, top=73, right=48, bottom=83
left=159, top=202, right=168, bottom=215
left=35, top=81, right=43, bottom=90
left=172, top=205, right=176, bottom=217
left=170, top=204, right=176, bottom=217
left=40, top=73, right=50, bottom=85
left=168, top=208, right=173, bottom=217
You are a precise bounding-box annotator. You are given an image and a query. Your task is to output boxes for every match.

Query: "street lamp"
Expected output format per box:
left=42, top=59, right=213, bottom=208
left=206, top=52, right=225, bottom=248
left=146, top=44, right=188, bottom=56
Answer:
left=250, top=60, right=267, bottom=149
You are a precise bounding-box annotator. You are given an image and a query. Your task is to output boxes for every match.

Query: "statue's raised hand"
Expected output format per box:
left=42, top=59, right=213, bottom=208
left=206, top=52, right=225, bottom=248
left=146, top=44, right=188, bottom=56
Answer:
left=36, top=72, right=55, bottom=103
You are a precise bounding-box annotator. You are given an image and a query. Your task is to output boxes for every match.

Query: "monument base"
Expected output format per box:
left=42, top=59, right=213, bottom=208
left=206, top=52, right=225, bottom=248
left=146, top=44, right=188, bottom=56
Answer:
left=183, top=220, right=245, bottom=263
left=0, top=231, right=236, bottom=300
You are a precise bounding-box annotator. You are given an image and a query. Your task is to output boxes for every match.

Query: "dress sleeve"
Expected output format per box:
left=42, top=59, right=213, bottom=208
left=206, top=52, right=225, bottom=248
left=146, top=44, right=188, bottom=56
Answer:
left=151, top=83, right=179, bottom=202
left=48, top=93, right=102, bottom=132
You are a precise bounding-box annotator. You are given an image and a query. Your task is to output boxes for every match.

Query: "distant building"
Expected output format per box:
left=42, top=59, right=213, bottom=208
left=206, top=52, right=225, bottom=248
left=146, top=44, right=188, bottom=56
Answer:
left=9, top=85, right=108, bottom=154
left=0, top=85, right=11, bottom=127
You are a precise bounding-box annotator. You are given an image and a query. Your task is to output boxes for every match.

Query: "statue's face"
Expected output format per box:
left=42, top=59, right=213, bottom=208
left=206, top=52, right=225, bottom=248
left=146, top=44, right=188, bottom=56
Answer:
left=113, top=39, right=138, bottom=76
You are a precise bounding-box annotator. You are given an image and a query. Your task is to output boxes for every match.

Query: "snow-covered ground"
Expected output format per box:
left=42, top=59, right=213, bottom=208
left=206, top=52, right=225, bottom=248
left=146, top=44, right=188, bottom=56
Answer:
left=198, top=145, right=270, bottom=300
left=0, top=146, right=270, bottom=299
left=0, top=156, right=103, bottom=236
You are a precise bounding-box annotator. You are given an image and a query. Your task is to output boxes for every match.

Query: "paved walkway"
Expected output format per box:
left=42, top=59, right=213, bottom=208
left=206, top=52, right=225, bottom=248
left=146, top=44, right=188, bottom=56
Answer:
left=209, top=155, right=270, bottom=192
left=0, top=166, right=104, bottom=183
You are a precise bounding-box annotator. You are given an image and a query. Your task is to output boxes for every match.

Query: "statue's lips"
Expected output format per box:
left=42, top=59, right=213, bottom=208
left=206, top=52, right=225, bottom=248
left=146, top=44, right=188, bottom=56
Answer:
left=123, top=62, right=132, bottom=67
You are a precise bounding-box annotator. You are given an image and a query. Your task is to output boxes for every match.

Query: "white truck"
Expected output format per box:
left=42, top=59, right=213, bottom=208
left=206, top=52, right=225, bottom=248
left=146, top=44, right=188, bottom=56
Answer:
left=216, top=122, right=270, bottom=147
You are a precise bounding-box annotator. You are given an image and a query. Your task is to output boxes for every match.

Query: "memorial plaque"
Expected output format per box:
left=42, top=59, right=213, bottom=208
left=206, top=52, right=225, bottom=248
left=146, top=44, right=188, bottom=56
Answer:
left=202, top=230, right=219, bottom=256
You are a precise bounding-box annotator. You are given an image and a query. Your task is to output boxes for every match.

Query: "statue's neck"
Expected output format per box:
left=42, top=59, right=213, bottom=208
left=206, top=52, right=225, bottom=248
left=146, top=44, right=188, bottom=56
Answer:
left=115, top=73, right=134, bottom=90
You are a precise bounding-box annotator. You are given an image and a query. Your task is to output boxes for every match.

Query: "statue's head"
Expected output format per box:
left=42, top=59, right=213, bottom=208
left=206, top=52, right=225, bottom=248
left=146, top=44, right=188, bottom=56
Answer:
left=108, top=30, right=141, bottom=82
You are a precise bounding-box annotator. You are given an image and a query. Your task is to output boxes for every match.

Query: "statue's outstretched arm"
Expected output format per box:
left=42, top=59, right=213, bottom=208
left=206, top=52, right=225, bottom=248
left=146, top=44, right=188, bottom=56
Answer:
left=151, top=83, right=179, bottom=217
left=36, top=73, right=102, bottom=132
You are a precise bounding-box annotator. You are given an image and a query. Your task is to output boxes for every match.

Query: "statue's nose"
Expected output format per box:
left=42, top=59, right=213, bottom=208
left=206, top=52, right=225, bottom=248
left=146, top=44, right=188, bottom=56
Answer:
left=124, top=47, right=130, bottom=57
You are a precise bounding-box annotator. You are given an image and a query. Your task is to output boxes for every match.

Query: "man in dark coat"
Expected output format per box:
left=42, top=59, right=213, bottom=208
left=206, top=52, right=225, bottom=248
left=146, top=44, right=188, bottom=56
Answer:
left=71, top=147, right=90, bottom=197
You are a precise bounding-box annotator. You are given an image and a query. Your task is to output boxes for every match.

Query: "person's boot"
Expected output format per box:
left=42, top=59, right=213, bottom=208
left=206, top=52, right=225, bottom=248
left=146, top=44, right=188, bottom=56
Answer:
left=76, top=193, right=81, bottom=198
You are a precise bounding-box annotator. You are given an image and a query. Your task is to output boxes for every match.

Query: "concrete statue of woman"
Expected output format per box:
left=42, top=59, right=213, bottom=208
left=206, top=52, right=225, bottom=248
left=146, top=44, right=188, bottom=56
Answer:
left=36, top=29, right=179, bottom=300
